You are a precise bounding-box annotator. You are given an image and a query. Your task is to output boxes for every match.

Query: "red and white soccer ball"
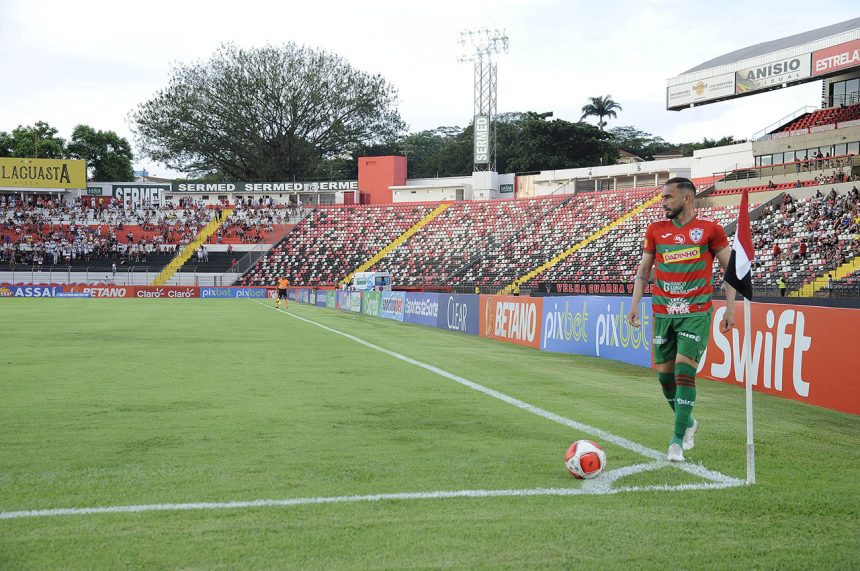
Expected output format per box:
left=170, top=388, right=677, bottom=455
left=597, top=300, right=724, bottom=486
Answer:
left=564, top=440, right=606, bottom=479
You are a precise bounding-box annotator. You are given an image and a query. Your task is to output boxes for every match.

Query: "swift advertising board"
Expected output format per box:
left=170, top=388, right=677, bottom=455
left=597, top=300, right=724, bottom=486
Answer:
left=541, top=296, right=652, bottom=367
left=812, top=38, right=860, bottom=76
left=698, top=301, right=860, bottom=415
left=735, top=54, right=811, bottom=94
left=666, top=72, right=735, bottom=109
left=437, top=294, right=479, bottom=335
left=380, top=291, right=406, bottom=321
left=404, top=292, right=440, bottom=326
left=479, top=295, right=543, bottom=349
left=326, top=291, right=337, bottom=309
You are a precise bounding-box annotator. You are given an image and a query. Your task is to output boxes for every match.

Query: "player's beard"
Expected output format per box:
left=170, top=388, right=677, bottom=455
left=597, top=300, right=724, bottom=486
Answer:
left=665, top=205, right=683, bottom=219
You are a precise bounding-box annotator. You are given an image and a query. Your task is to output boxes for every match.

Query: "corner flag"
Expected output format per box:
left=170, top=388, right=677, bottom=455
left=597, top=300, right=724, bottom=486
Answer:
left=724, top=188, right=754, bottom=300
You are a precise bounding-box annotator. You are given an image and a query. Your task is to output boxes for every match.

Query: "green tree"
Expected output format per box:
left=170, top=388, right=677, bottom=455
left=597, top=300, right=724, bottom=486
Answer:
left=1, top=121, right=66, bottom=158
left=679, top=135, right=747, bottom=157
left=608, top=126, right=675, bottom=160
left=500, top=112, right=616, bottom=172
left=131, top=42, right=405, bottom=181
left=66, top=125, right=134, bottom=181
left=580, top=95, right=622, bottom=131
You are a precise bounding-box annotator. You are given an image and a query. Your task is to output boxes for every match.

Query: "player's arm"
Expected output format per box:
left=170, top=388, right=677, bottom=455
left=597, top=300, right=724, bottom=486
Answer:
left=627, top=251, right=655, bottom=327
left=714, top=246, right=736, bottom=333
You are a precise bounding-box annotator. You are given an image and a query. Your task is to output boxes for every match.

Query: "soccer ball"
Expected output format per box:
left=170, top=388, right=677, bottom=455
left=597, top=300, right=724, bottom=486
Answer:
left=564, top=440, right=606, bottom=479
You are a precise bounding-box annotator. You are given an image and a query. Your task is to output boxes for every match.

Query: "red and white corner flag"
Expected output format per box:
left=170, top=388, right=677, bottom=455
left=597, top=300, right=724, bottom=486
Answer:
left=723, top=187, right=756, bottom=484
left=724, top=188, right=754, bottom=300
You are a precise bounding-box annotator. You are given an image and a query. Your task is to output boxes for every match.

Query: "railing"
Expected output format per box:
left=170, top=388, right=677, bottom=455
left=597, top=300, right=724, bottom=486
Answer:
left=751, top=106, right=817, bottom=141
left=715, top=154, right=858, bottom=184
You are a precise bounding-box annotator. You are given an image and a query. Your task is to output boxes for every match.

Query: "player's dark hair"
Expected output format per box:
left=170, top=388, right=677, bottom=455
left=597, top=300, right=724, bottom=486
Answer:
left=664, top=177, right=696, bottom=194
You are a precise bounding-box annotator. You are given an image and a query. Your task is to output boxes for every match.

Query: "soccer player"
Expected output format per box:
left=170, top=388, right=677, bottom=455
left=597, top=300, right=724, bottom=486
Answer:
left=626, top=177, right=737, bottom=462
left=275, top=275, right=290, bottom=309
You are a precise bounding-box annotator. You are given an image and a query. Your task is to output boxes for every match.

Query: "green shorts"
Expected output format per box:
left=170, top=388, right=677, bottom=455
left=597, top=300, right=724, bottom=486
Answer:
left=652, top=312, right=712, bottom=364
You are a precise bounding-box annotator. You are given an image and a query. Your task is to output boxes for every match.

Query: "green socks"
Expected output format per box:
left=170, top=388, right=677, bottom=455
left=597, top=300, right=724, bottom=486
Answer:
left=672, top=362, right=697, bottom=445
left=658, top=372, right=676, bottom=411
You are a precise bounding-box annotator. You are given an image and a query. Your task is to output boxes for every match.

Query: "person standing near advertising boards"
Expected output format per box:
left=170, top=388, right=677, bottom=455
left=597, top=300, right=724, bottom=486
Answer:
left=626, top=178, right=737, bottom=463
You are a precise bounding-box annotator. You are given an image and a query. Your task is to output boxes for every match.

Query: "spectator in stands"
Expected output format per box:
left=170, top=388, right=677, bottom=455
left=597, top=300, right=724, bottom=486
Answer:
left=767, top=180, right=776, bottom=189
left=794, top=180, right=802, bottom=188
left=827, top=273, right=834, bottom=297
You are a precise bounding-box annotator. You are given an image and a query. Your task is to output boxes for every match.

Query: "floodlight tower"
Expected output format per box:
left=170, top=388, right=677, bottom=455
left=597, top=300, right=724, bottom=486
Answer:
left=458, top=28, right=508, bottom=172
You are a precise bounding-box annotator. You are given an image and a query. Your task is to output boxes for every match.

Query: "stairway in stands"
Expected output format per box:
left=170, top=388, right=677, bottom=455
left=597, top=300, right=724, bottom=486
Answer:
left=340, top=203, right=451, bottom=286
left=499, top=191, right=662, bottom=293
left=150, top=209, right=234, bottom=286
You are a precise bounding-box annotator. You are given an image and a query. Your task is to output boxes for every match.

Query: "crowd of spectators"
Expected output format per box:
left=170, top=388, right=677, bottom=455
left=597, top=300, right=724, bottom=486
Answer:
left=752, top=186, right=860, bottom=290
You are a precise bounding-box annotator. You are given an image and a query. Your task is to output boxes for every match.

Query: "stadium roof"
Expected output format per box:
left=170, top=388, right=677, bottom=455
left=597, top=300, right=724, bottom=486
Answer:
left=682, top=17, right=860, bottom=74
left=666, top=17, right=860, bottom=110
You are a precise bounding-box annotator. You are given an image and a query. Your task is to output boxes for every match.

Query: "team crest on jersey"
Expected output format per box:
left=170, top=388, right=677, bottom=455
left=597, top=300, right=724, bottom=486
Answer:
left=690, top=228, right=704, bottom=243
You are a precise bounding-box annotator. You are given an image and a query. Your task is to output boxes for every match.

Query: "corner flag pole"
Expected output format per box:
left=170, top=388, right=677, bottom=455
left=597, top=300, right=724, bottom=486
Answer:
left=724, top=186, right=755, bottom=485
left=744, top=294, right=755, bottom=485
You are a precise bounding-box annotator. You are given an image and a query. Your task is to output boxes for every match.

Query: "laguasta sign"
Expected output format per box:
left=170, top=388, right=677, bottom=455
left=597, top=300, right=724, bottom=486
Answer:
left=0, top=157, right=86, bottom=189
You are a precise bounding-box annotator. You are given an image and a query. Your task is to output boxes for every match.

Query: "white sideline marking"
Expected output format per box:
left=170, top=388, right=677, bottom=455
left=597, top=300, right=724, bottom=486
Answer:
left=261, top=302, right=742, bottom=487
left=0, top=304, right=743, bottom=522
left=0, top=478, right=737, bottom=521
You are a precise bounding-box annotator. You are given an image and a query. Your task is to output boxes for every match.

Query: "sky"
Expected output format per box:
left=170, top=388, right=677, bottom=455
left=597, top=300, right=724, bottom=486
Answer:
left=0, top=0, right=857, bottom=178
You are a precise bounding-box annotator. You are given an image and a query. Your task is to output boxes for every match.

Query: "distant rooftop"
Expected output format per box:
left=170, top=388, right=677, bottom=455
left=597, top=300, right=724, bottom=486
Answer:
left=683, top=17, right=860, bottom=74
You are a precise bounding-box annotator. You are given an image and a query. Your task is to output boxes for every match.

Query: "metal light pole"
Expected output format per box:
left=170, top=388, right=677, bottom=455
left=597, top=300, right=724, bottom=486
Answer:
left=458, top=28, right=508, bottom=172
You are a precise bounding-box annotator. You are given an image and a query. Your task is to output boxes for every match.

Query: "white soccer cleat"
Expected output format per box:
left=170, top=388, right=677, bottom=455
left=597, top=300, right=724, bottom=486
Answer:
left=667, top=443, right=685, bottom=462
left=683, top=419, right=698, bottom=451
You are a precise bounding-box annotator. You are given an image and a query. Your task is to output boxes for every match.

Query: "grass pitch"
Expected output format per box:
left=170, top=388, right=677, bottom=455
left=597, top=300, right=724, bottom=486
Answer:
left=0, top=299, right=857, bottom=569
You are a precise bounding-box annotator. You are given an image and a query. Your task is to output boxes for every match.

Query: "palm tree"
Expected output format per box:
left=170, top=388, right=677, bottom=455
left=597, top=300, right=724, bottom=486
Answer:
left=581, top=95, right=622, bottom=130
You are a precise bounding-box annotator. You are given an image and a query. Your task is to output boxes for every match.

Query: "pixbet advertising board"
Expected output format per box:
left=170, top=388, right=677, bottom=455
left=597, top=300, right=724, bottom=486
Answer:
left=540, top=296, right=652, bottom=367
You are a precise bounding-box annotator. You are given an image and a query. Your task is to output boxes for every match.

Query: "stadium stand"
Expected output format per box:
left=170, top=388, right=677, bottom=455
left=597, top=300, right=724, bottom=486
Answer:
left=240, top=203, right=436, bottom=287
left=528, top=200, right=745, bottom=287
left=774, top=103, right=860, bottom=134
left=747, top=186, right=860, bottom=295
